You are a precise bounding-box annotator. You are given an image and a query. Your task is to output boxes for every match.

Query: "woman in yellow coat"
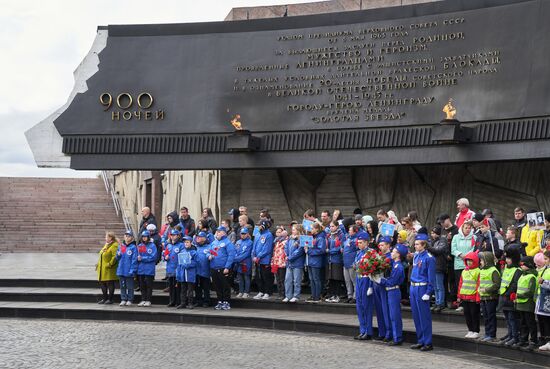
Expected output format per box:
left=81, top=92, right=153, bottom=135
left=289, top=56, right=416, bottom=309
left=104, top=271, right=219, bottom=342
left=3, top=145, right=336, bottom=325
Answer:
left=96, top=231, right=119, bottom=304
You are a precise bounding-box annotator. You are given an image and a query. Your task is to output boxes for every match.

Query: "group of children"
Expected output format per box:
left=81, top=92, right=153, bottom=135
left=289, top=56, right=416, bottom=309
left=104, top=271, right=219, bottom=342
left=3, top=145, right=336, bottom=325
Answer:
left=457, top=247, right=550, bottom=351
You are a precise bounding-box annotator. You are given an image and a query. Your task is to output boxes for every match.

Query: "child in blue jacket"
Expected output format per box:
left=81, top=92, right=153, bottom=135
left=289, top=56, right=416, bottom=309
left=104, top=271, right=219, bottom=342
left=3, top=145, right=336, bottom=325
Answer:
left=209, top=226, right=236, bottom=310
left=305, top=223, right=327, bottom=303
left=164, top=229, right=183, bottom=307
left=284, top=224, right=306, bottom=302
left=193, top=231, right=211, bottom=307
left=176, top=236, right=197, bottom=309
left=252, top=220, right=274, bottom=300
left=116, top=230, right=138, bottom=306
left=234, top=227, right=253, bottom=298
left=137, top=230, right=157, bottom=307
left=326, top=221, right=345, bottom=303
left=380, top=244, right=408, bottom=345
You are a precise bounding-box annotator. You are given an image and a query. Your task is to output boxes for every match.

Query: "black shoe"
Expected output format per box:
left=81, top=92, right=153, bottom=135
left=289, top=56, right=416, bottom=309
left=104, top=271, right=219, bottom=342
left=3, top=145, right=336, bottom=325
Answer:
left=359, top=334, right=372, bottom=341
left=512, top=341, right=527, bottom=349
left=167, top=303, right=176, bottom=307
left=97, top=299, right=105, bottom=304
left=498, top=335, right=509, bottom=342
left=388, top=340, right=403, bottom=346
left=202, top=302, right=210, bottom=308
left=410, top=343, right=423, bottom=350
left=373, top=336, right=384, bottom=341
left=382, top=337, right=391, bottom=343
left=161, top=276, right=168, bottom=281
left=504, top=339, right=518, bottom=347
left=523, top=342, right=537, bottom=351
left=354, top=334, right=363, bottom=340
left=176, top=304, right=186, bottom=309
left=186, top=304, right=194, bottom=309
left=104, top=300, right=113, bottom=305
left=420, top=345, right=433, bottom=351
left=349, top=298, right=356, bottom=304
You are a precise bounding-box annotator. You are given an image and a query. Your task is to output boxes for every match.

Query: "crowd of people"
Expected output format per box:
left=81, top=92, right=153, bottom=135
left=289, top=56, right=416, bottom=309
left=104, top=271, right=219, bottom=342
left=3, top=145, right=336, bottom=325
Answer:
left=95, top=201, right=550, bottom=352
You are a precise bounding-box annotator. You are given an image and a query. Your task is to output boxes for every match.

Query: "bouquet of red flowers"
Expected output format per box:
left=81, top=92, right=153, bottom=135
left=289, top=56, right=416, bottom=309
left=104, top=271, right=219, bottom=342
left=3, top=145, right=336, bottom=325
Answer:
left=356, top=249, right=391, bottom=279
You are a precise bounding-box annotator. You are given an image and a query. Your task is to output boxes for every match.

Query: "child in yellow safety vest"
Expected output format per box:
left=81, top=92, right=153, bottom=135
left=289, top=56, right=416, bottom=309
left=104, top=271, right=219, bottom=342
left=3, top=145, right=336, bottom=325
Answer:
left=497, top=249, right=522, bottom=346
left=457, top=251, right=480, bottom=339
left=535, top=250, right=550, bottom=351
left=478, top=251, right=501, bottom=342
left=512, top=256, right=538, bottom=350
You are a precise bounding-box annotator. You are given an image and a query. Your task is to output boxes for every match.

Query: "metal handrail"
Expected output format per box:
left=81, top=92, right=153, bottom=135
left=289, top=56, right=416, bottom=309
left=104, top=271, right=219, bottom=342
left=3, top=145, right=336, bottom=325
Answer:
left=101, top=171, right=134, bottom=234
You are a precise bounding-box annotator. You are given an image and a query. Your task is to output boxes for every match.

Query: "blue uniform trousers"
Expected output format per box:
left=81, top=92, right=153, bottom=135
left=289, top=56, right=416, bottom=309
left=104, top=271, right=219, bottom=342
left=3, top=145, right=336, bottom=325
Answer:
left=373, top=283, right=390, bottom=339
left=410, top=285, right=432, bottom=345
left=387, top=288, right=403, bottom=342
left=356, top=276, right=373, bottom=335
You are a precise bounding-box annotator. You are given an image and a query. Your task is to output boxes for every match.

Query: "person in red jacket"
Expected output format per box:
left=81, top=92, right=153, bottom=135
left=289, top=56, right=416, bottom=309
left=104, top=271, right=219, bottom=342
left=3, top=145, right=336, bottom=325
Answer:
left=455, top=198, right=475, bottom=229
left=457, top=251, right=481, bottom=339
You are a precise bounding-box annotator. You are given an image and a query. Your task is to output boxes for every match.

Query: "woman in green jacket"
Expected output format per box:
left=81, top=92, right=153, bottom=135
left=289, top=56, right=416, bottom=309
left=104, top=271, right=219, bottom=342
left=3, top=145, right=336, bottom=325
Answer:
left=451, top=221, right=475, bottom=311
left=96, top=231, right=119, bottom=304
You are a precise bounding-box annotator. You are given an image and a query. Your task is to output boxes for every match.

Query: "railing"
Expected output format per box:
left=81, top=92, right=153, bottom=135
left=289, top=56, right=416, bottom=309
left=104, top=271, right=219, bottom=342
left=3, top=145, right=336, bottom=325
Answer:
left=101, top=171, right=134, bottom=234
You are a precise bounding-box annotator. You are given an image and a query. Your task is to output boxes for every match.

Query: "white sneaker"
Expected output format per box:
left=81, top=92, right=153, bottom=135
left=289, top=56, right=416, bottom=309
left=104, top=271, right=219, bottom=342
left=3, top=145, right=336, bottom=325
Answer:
left=125, top=301, right=132, bottom=306
left=236, top=293, right=243, bottom=298
left=261, top=294, right=270, bottom=300
left=289, top=297, right=298, bottom=303
left=143, top=301, right=151, bottom=307
left=138, top=301, right=146, bottom=307
left=324, top=297, right=333, bottom=303
left=455, top=306, right=464, bottom=312
left=282, top=297, right=289, bottom=302
left=242, top=293, right=249, bottom=299
left=333, top=296, right=340, bottom=303
left=119, top=301, right=127, bottom=306
left=253, top=292, right=264, bottom=300
left=465, top=332, right=473, bottom=338
left=470, top=332, right=479, bottom=339
left=538, top=342, right=550, bottom=351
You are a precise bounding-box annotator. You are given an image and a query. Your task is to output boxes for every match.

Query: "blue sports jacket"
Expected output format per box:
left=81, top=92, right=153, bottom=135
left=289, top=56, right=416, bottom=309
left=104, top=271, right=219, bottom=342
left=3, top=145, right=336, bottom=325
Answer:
left=194, top=241, right=211, bottom=278
left=116, top=242, right=138, bottom=277
left=233, top=238, right=253, bottom=274
left=305, top=232, right=327, bottom=268
left=209, top=236, right=236, bottom=270
left=136, top=241, right=157, bottom=276
left=176, top=247, right=197, bottom=283
left=343, top=234, right=358, bottom=268
left=328, top=231, right=345, bottom=264
left=164, top=241, right=183, bottom=275
left=285, top=237, right=305, bottom=269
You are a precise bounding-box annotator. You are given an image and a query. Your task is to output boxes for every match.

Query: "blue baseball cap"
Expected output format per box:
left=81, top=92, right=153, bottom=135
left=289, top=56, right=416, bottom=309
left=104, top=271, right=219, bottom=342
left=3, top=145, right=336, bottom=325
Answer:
left=182, top=236, right=193, bottom=242
left=356, top=231, right=370, bottom=241
left=216, top=226, right=227, bottom=232
left=394, top=244, right=409, bottom=258
left=124, top=230, right=134, bottom=237
left=140, top=230, right=150, bottom=237
left=197, top=231, right=207, bottom=238
left=240, top=228, right=249, bottom=235
left=170, top=229, right=181, bottom=236
left=415, top=233, right=429, bottom=241
left=378, top=236, right=392, bottom=244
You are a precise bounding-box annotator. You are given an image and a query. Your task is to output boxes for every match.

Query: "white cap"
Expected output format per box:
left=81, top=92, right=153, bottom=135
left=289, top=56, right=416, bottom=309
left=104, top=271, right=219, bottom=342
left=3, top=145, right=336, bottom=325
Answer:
left=146, top=224, right=157, bottom=231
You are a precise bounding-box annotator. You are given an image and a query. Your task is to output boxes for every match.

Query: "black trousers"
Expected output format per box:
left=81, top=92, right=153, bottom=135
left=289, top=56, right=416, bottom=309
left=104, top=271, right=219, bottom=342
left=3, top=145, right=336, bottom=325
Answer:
left=462, top=301, right=480, bottom=333
left=453, top=270, right=462, bottom=302
left=256, top=264, right=274, bottom=295
left=539, top=315, right=550, bottom=342
left=194, top=275, right=211, bottom=305
left=138, top=275, right=154, bottom=302
left=211, top=269, right=232, bottom=302
left=276, top=267, right=286, bottom=297
left=328, top=279, right=342, bottom=297
left=99, top=281, right=115, bottom=301
left=447, top=260, right=456, bottom=302
left=481, top=299, right=498, bottom=338
left=399, top=265, right=409, bottom=300
left=519, top=311, right=538, bottom=343
left=179, top=282, right=195, bottom=305
left=168, top=276, right=180, bottom=305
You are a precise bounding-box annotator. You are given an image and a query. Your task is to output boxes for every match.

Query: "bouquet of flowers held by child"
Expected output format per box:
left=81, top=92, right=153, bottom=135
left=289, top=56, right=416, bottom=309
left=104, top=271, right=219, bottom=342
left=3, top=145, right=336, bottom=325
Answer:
left=357, top=249, right=391, bottom=283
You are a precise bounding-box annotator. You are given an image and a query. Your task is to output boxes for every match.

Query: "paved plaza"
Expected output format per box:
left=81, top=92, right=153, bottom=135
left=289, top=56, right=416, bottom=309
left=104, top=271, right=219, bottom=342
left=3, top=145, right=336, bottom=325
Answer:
left=0, top=319, right=538, bottom=369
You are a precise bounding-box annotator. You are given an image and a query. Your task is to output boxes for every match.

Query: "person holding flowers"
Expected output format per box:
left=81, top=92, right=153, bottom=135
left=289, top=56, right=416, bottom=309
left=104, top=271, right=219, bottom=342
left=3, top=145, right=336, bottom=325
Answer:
left=371, top=236, right=393, bottom=341
left=354, top=231, right=374, bottom=340
left=409, top=233, right=436, bottom=351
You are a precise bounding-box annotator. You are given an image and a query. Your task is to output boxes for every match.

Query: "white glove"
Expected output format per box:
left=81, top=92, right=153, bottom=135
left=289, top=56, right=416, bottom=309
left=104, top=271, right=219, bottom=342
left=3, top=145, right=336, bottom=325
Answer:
left=421, top=294, right=430, bottom=301
left=367, top=287, right=373, bottom=296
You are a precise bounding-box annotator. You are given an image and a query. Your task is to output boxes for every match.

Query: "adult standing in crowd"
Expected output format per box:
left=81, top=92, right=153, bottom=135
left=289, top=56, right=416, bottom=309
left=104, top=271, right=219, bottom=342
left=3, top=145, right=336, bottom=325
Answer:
left=179, top=206, right=196, bottom=237
left=239, top=206, right=255, bottom=228
left=146, top=224, right=162, bottom=265
left=514, top=207, right=527, bottom=231
left=408, top=211, right=422, bottom=231
left=451, top=221, right=475, bottom=311
left=504, top=226, right=525, bottom=257
left=161, top=211, right=180, bottom=245
left=201, top=208, right=218, bottom=233
left=305, top=222, right=327, bottom=303
left=482, top=209, right=503, bottom=234
left=116, top=230, right=138, bottom=306
left=455, top=198, right=474, bottom=229
left=521, top=209, right=543, bottom=257
left=228, top=208, right=240, bottom=235
left=139, top=207, right=157, bottom=235
left=96, top=231, right=119, bottom=304
left=428, top=226, right=449, bottom=312
left=439, top=213, right=459, bottom=307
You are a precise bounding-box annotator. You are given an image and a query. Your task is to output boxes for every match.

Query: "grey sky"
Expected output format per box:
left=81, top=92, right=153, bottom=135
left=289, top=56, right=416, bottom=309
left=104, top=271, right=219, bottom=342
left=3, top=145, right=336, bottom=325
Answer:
left=0, top=0, right=315, bottom=178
